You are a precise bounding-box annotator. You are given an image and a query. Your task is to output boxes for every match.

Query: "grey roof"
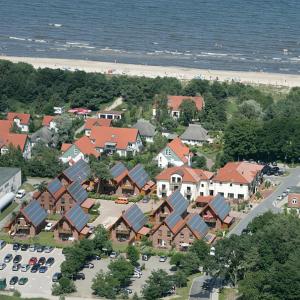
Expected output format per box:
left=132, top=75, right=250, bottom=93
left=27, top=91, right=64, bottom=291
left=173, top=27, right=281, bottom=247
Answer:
left=180, top=124, right=209, bottom=142
left=23, top=200, right=47, bottom=227
left=128, top=164, right=150, bottom=189
left=63, top=159, right=90, bottom=182
left=210, top=194, right=230, bottom=221
left=289, top=186, right=300, bottom=194
left=0, top=167, right=20, bottom=187
left=48, top=178, right=63, bottom=195
left=31, top=127, right=57, bottom=144
left=123, top=204, right=147, bottom=233
left=187, top=214, right=209, bottom=238
left=165, top=212, right=183, bottom=231
left=167, top=190, right=189, bottom=216
left=133, top=119, right=155, bottom=137
left=67, top=181, right=88, bottom=205
left=66, top=204, right=89, bottom=232
left=110, top=162, right=128, bottom=179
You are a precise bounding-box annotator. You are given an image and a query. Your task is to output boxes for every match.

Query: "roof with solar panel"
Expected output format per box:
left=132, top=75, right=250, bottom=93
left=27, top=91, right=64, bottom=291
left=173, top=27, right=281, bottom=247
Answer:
left=128, top=164, right=150, bottom=189
left=209, top=194, right=230, bottom=221
left=123, top=204, right=147, bottom=233
left=187, top=214, right=209, bottom=239
left=167, top=190, right=189, bottom=216
left=62, top=159, right=90, bottom=183
left=22, top=200, right=47, bottom=228
left=67, top=181, right=88, bottom=205
left=110, top=162, right=128, bottom=180
left=165, top=212, right=184, bottom=233
left=65, top=204, right=89, bottom=232
left=47, top=178, right=64, bottom=196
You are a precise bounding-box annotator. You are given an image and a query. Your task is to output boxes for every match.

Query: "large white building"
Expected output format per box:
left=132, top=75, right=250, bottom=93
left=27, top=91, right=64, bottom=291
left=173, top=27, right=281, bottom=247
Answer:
left=0, top=167, right=22, bottom=198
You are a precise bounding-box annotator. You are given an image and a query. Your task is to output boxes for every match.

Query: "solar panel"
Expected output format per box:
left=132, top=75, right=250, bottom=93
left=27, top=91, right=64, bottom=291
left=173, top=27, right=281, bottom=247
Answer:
left=129, top=164, right=150, bottom=189
left=67, top=181, right=88, bottom=205
left=210, top=194, right=230, bottom=221
left=187, top=214, right=209, bottom=238
left=168, top=190, right=188, bottom=215
left=110, top=162, right=127, bottom=179
left=48, top=178, right=63, bottom=195
left=23, top=201, right=47, bottom=227
left=66, top=205, right=89, bottom=232
left=165, top=213, right=182, bottom=230
left=63, top=159, right=90, bottom=182
left=124, top=204, right=147, bottom=232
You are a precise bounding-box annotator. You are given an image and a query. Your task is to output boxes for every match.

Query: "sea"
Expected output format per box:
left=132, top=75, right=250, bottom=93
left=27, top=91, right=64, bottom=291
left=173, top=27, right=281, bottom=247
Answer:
left=0, top=0, right=300, bottom=74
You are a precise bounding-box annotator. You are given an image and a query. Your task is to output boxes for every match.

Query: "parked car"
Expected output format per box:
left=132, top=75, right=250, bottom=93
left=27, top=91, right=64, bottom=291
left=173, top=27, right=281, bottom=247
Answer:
left=39, top=266, right=48, bottom=273
left=21, top=264, right=30, bottom=272
left=38, top=257, right=46, bottom=265
left=46, top=257, right=55, bottom=267
left=142, top=254, right=149, bottom=261
left=9, top=276, right=18, bottom=285
left=31, top=263, right=40, bottom=273
left=115, top=197, right=129, bottom=204
left=45, top=223, right=53, bottom=231
left=44, top=246, right=54, bottom=253
left=12, top=263, right=21, bottom=271
left=16, top=189, right=26, bottom=199
left=52, top=272, right=62, bottom=282
left=277, top=195, right=283, bottom=201
left=282, top=192, right=287, bottom=198
left=29, top=244, right=36, bottom=252
left=13, top=255, right=22, bottom=264
left=73, top=273, right=85, bottom=280
left=0, top=263, right=6, bottom=270
left=4, top=254, right=13, bottom=263
left=20, top=244, right=29, bottom=251
left=122, top=288, right=133, bottom=294
left=29, top=257, right=38, bottom=266
left=92, top=254, right=101, bottom=260
left=0, top=240, right=6, bottom=250
left=84, top=262, right=94, bottom=269
left=36, top=245, right=44, bottom=253
left=132, top=272, right=141, bottom=278
left=18, top=277, right=28, bottom=285
left=12, top=243, right=20, bottom=251
left=159, top=256, right=167, bottom=262
left=110, top=251, right=118, bottom=259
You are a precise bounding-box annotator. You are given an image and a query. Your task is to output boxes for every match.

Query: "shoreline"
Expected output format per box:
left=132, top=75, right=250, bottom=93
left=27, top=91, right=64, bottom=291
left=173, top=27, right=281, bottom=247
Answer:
left=0, top=55, right=299, bottom=87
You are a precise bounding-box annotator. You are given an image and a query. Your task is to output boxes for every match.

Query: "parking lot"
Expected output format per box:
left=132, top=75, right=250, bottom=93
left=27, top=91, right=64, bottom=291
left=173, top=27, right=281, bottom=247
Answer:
left=0, top=243, right=64, bottom=297
left=74, top=255, right=174, bottom=297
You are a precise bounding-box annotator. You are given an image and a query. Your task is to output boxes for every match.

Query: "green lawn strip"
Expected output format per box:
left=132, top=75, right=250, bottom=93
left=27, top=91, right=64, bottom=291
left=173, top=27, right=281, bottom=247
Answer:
left=0, top=202, right=18, bottom=221
left=175, top=272, right=202, bottom=300
left=46, top=214, right=61, bottom=221
left=219, top=287, right=238, bottom=300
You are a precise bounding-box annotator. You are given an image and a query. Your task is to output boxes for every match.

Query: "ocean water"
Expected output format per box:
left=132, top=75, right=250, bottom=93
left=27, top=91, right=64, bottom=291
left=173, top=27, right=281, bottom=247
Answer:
left=0, top=0, right=300, bottom=74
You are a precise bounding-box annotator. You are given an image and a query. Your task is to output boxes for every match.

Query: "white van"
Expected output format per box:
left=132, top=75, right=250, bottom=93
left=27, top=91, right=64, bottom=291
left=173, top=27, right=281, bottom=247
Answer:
left=16, top=190, right=26, bottom=199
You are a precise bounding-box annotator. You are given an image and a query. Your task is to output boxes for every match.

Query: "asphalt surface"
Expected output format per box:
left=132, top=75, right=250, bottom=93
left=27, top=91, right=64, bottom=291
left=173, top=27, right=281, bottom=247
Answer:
left=189, top=167, right=300, bottom=300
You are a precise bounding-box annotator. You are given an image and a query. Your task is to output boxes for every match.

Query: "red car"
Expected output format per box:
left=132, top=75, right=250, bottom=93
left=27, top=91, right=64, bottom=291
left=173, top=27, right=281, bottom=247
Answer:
left=29, top=257, right=37, bottom=266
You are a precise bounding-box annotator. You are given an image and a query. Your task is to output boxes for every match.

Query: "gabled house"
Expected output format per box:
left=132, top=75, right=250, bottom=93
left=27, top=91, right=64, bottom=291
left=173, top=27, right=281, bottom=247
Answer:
left=60, top=136, right=100, bottom=165
left=153, top=95, right=204, bottom=119
left=150, top=190, right=189, bottom=224
left=156, top=137, right=192, bottom=168
left=30, top=127, right=58, bottom=148
left=200, top=194, right=234, bottom=230
left=156, top=166, right=214, bottom=201
left=133, top=119, right=156, bottom=143
left=110, top=204, right=149, bottom=244
left=7, top=112, right=31, bottom=132
left=84, top=118, right=112, bottom=137
left=90, top=126, right=143, bottom=157
left=6, top=201, right=47, bottom=237
left=42, top=115, right=58, bottom=132
left=54, top=204, right=90, bottom=241
left=180, top=124, right=212, bottom=146
left=212, top=162, right=264, bottom=201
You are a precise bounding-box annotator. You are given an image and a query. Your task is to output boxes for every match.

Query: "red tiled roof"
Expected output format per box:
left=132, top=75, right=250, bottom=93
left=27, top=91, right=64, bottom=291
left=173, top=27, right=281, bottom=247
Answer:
left=84, top=118, right=112, bottom=130
left=81, top=198, right=95, bottom=209
left=167, top=95, right=204, bottom=111
left=90, top=126, right=139, bottom=150
left=42, top=115, right=54, bottom=126
left=213, top=162, right=264, bottom=184
left=61, top=143, right=72, bottom=152
left=74, top=136, right=100, bottom=158
left=0, top=120, right=13, bottom=133
left=80, top=226, right=90, bottom=235
left=138, top=226, right=151, bottom=235
left=196, top=195, right=214, bottom=204
left=0, top=132, right=28, bottom=151
left=7, top=112, right=31, bottom=125
left=167, top=137, right=191, bottom=163
left=156, top=166, right=214, bottom=183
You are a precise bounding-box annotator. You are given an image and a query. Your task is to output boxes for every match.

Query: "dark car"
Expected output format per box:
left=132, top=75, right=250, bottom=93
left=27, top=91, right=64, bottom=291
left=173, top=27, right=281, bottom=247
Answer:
left=13, top=243, right=20, bottom=251
left=83, top=262, right=94, bottom=269
left=31, top=263, right=41, bottom=273
left=92, top=254, right=101, bottom=260
left=73, top=273, right=85, bottom=280
left=18, top=277, right=28, bottom=285
left=52, top=272, right=62, bottom=282
left=38, top=257, right=46, bottom=265
left=13, top=255, right=22, bottom=264
left=36, top=245, right=44, bottom=253
left=20, top=244, right=29, bottom=251
left=46, top=257, right=55, bottom=267
left=39, top=266, right=48, bottom=273
left=44, top=246, right=54, bottom=253
left=4, top=253, right=13, bottom=263
left=12, top=263, right=21, bottom=271
left=9, top=276, right=18, bottom=285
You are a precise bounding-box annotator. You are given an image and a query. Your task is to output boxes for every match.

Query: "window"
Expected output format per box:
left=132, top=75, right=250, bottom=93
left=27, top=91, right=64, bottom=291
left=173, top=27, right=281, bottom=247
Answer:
left=180, top=233, right=184, bottom=238
left=171, top=177, right=176, bottom=183
left=240, top=184, right=243, bottom=187
left=201, top=184, right=204, bottom=187
left=200, top=192, right=204, bottom=196
left=187, top=186, right=191, bottom=192
left=158, top=230, right=162, bottom=236
left=238, top=194, right=244, bottom=200
left=74, top=148, right=78, bottom=155
left=220, top=193, right=224, bottom=196
left=162, top=184, right=166, bottom=190
left=167, top=231, right=171, bottom=237
left=165, top=148, right=171, bottom=156
left=61, top=206, right=65, bottom=212
left=230, top=183, right=233, bottom=187
left=228, top=193, right=234, bottom=198
left=189, top=234, right=194, bottom=240
left=292, top=198, right=298, bottom=204
left=61, top=198, right=65, bottom=204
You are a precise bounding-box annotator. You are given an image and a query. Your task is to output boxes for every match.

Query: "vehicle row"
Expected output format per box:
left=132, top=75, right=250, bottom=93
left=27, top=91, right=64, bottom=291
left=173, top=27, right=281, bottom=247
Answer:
left=11, top=243, right=53, bottom=253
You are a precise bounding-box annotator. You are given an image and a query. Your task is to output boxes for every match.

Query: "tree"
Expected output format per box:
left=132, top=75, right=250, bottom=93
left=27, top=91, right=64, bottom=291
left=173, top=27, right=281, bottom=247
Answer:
left=236, top=100, right=264, bottom=120
left=179, top=99, right=197, bottom=126
left=126, top=245, right=140, bottom=266
left=142, top=270, right=174, bottom=300
left=90, top=159, right=112, bottom=194
left=108, top=258, right=134, bottom=287
left=52, top=277, right=76, bottom=295
left=192, top=155, right=207, bottom=169
left=92, top=271, right=119, bottom=299
left=189, top=240, right=210, bottom=262
left=93, top=225, right=113, bottom=253
left=170, top=252, right=185, bottom=267
left=171, top=270, right=188, bottom=288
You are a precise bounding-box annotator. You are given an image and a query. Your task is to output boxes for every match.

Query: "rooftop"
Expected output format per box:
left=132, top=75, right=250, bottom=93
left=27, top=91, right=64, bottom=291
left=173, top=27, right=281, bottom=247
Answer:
left=133, top=119, right=156, bottom=137
left=7, top=112, right=31, bottom=125
left=84, top=118, right=112, bottom=130
left=180, top=124, right=209, bottom=141
left=166, top=137, right=191, bottom=163
left=0, top=167, right=21, bottom=187
left=167, top=95, right=204, bottom=111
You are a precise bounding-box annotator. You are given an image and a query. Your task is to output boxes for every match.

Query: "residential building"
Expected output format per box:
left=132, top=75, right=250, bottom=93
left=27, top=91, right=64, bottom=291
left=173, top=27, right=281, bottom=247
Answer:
left=7, top=112, right=31, bottom=132
left=133, top=119, right=156, bottom=143
left=156, top=137, right=192, bottom=168
left=180, top=124, right=212, bottom=146
left=54, top=204, right=90, bottom=241
left=7, top=201, right=47, bottom=237
left=42, top=115, right=58, bottom=131
left=156, top=166, right=214, bottom=201
left=153, top=95, right=204, bottom=119
left=287, top=187, right=300, bottom=213
left=60, top=136, right=100, bottom=165
left=97, top=110, right=123, bottom=120
left=84, top=118, right=112, bottom=137
left=0, top=167, right=22, bottom=198
left=90, top=126, right=143, bottom=157
left=212, top=162, right=264, bottom=200
left=30, top=127, right=58, bottom=148
left=110, top=204, right=149, bottom=244
left=200, top=194, right=234, bottom=230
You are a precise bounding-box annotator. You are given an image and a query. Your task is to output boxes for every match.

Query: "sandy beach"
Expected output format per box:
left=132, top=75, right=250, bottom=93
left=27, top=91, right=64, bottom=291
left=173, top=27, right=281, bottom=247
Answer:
left=0, top=55, right=299, bottom=87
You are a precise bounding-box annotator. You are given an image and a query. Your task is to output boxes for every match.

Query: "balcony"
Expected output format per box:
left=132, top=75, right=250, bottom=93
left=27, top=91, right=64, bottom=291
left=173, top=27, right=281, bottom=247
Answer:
left=57, top=228, right=72, bottom=234
left=170, top=183, right=181, bottom=192
left=121, top=183, right=134, bottom=190
left=116, top=227, right=130, bottom=235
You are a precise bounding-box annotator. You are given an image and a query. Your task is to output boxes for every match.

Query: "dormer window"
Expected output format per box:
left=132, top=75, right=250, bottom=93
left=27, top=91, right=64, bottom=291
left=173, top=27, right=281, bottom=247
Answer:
left=292, top=198, right=297, bottom=204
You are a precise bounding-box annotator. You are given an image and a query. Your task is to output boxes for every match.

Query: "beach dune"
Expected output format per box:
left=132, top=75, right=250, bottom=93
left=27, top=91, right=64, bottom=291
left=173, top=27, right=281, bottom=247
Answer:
left=0, top=55, right=299, bottom=88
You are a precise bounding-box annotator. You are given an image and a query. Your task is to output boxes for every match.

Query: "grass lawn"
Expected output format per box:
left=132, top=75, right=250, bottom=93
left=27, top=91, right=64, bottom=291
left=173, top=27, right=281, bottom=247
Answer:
left=219, top=287, right=238, bottom=300
left=20, top=183, right=35, bottom=193
left=112, top=242, right=128, bottom=253
left=0, top=202, right=18, bottom=221
left=175, top=273, right=202, bottom=300
left=46, top=213, right=61, bottom=221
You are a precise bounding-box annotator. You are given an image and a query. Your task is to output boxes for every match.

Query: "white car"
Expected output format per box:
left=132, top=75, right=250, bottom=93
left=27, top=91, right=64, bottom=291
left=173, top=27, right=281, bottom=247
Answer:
left=16, top=189, right=26, bottom=199
left=21, top=264, right=30, bottom=272
left=132, top=272, right=141, bottom=278
left=110, top=252, right=118, bottom=259
left=44, top=223, right=53, bottom=231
